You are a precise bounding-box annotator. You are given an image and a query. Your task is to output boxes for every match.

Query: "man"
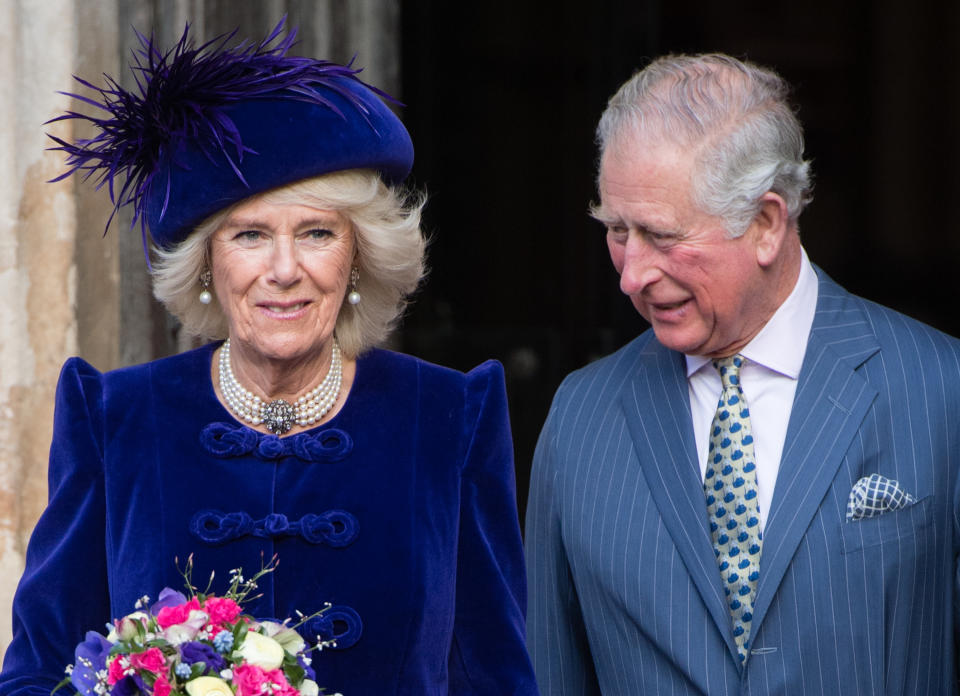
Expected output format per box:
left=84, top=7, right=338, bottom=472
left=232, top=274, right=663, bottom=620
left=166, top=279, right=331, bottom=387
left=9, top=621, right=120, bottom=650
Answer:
left=525, top=53, right=960, bottom=694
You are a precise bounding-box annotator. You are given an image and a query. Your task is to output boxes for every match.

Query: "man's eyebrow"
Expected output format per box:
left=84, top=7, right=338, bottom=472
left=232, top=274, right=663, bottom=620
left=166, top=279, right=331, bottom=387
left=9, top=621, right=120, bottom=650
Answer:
left=587, top=204, right=617, bottom=225
left=588, top=210, right=679, bottom=237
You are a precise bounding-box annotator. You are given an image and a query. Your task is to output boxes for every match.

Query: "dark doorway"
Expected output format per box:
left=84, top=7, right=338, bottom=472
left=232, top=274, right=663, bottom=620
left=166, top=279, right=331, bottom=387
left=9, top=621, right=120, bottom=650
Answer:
left=399, top=1, right=960, bottom=521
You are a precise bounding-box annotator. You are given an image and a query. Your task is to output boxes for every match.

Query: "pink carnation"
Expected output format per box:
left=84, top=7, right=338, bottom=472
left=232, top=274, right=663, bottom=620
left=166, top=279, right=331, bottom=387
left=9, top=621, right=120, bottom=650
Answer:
left=156, top=597, right=202, bottom=629
left=265, top=669, right=298, bottom=696
left=233, top=663, right=268, bottom=696
left=203, top=597, right=242, bottom=626
left=129, top=647, right=166, bottom=674
left=106, top=656, right=128, bottom=685
left=153, top=673, right=172, bottom=696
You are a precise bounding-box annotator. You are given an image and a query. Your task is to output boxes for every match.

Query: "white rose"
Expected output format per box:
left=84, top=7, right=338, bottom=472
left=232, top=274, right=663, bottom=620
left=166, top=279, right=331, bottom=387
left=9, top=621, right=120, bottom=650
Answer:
left=185, top=676, right=233, bottom=696
left=258, top=621, right=305, bottom=655
left=107, top=611, right=150, bottom=642
left=118, top=612, right=150, bottom=641
left=233, top=632, right=285, bottom=670
left=298, top=679, right=319, bottom=696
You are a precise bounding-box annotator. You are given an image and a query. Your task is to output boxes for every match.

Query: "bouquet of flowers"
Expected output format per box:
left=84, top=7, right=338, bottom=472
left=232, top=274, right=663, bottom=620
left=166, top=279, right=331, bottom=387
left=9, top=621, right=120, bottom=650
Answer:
left=58, top=557, right=340, bottom=696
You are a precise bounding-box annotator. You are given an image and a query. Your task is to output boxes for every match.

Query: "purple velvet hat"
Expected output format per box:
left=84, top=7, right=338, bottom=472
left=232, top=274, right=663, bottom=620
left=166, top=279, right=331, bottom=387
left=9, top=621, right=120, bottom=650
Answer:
left=47, top=19, right=414, bottom=250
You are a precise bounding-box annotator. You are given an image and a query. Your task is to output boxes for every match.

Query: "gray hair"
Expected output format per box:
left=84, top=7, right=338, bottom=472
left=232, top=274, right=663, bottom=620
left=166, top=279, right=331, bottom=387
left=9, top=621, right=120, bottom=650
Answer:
left=151, top=169, right=427, bottom=358
left=596, top=53, right=813, bottom=236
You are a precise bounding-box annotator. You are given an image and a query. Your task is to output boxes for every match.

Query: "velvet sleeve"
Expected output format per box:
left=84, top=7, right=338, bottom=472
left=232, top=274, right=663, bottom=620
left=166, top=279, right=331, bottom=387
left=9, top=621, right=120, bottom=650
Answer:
left=524, top=381, right=601, bottom=696
left=0, top=359, right=110, bottom=696
left=446, top=361, right=539, bottom=695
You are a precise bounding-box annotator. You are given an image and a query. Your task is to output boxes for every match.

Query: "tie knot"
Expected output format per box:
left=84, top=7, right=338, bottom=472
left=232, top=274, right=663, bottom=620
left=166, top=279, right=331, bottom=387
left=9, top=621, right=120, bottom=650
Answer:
left=713, top=354, right=745, bottom=389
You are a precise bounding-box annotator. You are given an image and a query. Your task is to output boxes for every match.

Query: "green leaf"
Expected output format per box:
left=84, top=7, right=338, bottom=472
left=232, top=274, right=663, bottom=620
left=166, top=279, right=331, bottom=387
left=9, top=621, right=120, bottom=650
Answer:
left=283, top=663, right=305, bottom=686
left=109, top=643, right=131, bottom=657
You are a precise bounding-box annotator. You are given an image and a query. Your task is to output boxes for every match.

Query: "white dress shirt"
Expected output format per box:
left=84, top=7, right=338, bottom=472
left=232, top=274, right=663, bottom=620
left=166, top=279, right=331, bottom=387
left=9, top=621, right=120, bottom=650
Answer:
left=685, top=249, right=818, bottom=531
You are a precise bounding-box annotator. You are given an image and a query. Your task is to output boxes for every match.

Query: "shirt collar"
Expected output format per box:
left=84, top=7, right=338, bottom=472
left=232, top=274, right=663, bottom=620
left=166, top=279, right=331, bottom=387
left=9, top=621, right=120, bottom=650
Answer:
left=685, top=247, right=818, bottom=379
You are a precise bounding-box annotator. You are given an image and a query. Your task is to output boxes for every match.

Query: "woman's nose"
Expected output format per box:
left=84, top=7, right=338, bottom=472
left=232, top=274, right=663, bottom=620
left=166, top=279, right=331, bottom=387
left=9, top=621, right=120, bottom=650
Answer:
left=269, top=236, right=301, bottom=286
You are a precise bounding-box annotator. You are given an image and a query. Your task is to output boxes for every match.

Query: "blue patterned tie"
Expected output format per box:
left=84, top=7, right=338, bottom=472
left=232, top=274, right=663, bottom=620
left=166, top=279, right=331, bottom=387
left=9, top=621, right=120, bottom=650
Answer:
left=704, top=355, right=762, bottom=663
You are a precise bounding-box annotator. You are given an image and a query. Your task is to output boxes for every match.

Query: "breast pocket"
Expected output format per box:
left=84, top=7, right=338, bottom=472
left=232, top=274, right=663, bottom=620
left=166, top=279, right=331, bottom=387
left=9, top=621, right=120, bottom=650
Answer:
left=840, top=495, right=934, bottom=554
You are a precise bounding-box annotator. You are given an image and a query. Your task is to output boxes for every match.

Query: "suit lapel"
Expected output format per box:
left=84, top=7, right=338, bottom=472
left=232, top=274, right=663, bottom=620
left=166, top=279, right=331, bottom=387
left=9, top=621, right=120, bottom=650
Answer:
left=619, top=339, right=741, bottom=662
left=750, top=271, right=880, bottom=636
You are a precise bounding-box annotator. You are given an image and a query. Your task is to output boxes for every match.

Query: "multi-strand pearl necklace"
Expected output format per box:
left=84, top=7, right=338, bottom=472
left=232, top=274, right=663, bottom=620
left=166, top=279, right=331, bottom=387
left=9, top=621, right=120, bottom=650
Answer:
left=218, top=338, right=343, bottom=434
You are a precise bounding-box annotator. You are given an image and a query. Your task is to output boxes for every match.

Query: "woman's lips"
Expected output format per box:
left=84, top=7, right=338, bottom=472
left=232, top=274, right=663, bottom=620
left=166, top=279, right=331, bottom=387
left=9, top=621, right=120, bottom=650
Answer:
left=257, top=300, right=310, bottom=318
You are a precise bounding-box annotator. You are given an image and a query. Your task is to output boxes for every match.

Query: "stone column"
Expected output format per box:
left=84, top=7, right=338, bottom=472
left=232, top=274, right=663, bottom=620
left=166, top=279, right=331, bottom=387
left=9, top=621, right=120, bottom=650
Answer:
left=0, top=0, right=85, bottom=660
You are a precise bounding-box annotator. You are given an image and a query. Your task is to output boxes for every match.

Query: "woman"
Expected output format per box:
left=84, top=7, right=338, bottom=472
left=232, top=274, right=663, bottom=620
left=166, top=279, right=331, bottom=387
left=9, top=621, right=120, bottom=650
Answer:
left=0, top=21, right=537, bottom=696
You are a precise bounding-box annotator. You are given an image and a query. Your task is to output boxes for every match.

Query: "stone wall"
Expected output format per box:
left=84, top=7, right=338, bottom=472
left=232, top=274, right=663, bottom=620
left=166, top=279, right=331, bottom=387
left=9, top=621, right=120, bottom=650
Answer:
left=0, top=0, right=83, bottom=664
left=0, top=0, right=398, bottom=664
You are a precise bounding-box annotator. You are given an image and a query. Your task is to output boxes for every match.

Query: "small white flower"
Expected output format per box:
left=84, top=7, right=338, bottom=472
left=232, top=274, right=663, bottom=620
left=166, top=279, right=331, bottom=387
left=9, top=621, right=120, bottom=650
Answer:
left=299, top=680, right=319, bottom=696
left=314, top=638, right=337, bottom=652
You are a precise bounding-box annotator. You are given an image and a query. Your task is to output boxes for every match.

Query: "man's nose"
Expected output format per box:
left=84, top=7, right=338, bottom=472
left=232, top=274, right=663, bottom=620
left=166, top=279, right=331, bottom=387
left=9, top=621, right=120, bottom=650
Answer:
left=619, top=234, right=662, bottom=295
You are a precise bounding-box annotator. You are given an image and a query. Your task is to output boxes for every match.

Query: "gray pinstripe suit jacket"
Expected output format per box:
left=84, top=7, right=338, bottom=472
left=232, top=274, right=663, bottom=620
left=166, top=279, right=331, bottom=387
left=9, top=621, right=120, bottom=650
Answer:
left=526, top=270, right=960, bottom=695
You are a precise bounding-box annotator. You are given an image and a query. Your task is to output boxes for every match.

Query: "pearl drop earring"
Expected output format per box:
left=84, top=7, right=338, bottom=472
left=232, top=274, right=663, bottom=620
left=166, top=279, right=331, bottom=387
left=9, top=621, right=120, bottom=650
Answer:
left=347, top=266, right=361, bottom=305
left=199, top=269, right=213, bottom=305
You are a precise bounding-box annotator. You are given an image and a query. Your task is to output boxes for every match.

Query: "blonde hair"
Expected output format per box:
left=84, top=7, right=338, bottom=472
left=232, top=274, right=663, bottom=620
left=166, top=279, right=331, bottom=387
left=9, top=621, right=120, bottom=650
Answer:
left=152, top=169, right=427, bottom=357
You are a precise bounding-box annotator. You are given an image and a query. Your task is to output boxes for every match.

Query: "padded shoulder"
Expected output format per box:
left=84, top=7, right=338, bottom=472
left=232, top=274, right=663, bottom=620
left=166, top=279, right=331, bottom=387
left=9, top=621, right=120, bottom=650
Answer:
left=361, top=347, right=507, bottom=403
left=49, top=357, right=107, bottom=483
left=552, top=330, right=655, bottom=406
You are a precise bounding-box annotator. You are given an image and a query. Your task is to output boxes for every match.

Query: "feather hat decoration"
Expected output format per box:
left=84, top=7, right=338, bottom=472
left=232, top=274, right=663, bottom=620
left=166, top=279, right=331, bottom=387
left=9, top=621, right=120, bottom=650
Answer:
left=47, top=17, right=413, bottom=250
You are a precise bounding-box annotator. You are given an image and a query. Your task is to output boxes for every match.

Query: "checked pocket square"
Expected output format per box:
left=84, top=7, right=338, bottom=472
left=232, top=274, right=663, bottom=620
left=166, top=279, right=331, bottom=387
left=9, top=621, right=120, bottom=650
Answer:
left=846, top=473, right=916, bottom=522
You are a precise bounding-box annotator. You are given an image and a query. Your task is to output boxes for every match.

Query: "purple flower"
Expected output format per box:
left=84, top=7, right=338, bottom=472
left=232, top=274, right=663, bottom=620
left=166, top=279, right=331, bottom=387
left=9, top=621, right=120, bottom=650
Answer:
left=297, top=655, right=315, bottom=682
left=151, top=588, right=189, bottom=615
left=179, top=641, right=227, bottom=674
left=71, top=631, right=112, bottom=696
left=111, top=674, right=144, bottom=696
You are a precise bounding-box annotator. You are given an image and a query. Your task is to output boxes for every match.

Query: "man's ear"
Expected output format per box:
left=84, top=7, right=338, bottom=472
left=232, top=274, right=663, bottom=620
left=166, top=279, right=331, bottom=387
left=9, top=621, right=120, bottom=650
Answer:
left=750, top=191, right=791, bottom=268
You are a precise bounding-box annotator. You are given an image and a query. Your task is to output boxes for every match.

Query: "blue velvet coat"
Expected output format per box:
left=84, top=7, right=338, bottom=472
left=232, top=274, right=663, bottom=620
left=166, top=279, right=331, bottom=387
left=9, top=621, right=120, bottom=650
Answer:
left=0, top=344, right=537, bottom=696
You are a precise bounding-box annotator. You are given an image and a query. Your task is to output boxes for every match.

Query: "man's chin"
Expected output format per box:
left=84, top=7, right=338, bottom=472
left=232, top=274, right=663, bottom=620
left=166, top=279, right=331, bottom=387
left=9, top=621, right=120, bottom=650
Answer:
left=651, top=324, right=706, bottom=355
